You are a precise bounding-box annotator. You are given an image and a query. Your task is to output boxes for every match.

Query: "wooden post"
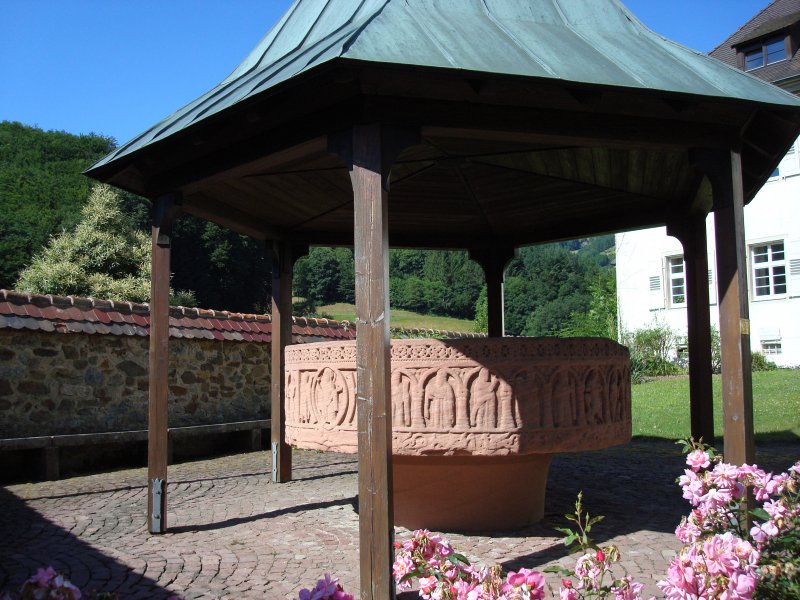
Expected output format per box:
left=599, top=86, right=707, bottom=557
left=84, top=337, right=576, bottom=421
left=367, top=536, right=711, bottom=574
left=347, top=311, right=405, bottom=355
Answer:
left=148, top=193, right=181, bottom=534
left=270, top=241, right=307, bottom=483
left=469, top=246, right=515, bottom=337
left=330, top=123, right=417, bottom=599
left=667, top=215, right=714, bottom=444
left=352, top=124, right=394, bottom=600
left=42, top=446, right=59, bottom=480
left=694, top=150, right=754, bottom=466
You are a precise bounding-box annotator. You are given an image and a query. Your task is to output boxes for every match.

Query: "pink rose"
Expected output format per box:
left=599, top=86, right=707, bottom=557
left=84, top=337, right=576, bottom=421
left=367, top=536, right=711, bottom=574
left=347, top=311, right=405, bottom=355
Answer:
left=762, top=499, right=786, bottom=519
left=687, top=450, right=711, bottom=472
left=750, top=521, right=779, bottom=544
left=611, top=576, right=645, bottom=600
left=723, top=571, right=757, bottom=600
left=560, top=587, right=578, bottom=600
left=418, top=576, right=438, bottom=598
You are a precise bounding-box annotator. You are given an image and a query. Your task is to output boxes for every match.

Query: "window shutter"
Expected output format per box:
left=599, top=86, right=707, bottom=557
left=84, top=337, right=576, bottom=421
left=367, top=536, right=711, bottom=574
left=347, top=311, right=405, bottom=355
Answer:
left=779, top=140, right=800, bottom=177
left=707, top=268, right=717, bottom=305
left=648, top=259, right=665, bottom=310
left=789, top=240, right=800, bottom=297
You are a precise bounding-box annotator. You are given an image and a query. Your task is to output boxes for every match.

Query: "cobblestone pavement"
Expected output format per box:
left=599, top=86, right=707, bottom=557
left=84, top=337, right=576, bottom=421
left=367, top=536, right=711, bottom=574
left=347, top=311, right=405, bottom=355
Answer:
left=1, top=439, right=798, bottom=599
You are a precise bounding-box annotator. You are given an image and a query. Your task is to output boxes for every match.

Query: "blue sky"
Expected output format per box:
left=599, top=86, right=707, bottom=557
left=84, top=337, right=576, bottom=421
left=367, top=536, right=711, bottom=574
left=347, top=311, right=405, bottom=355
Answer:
left=1, top=0, right=767, bottom=146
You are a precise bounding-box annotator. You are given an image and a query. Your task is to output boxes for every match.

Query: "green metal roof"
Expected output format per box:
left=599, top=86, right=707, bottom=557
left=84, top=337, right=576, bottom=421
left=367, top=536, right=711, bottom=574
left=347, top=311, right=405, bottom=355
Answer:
left=93, top=0, right=800, bottom=169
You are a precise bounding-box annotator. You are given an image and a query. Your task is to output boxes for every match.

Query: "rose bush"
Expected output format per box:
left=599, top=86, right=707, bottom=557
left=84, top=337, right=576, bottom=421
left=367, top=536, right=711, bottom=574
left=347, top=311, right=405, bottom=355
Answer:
left=297, top=573, right=354, bottom=600
left=393, top=493, right=648, bottom=600
left=392, top=440, right=799, bottom=600
left=658, top=439, right=799, bottom=599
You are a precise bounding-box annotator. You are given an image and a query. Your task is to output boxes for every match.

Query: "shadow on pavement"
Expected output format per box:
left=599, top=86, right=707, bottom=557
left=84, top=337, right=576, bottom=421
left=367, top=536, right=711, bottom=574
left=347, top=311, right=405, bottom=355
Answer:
left=168, top=496, right=357, bottom=533
left=0, top=487, right=173, bottom=598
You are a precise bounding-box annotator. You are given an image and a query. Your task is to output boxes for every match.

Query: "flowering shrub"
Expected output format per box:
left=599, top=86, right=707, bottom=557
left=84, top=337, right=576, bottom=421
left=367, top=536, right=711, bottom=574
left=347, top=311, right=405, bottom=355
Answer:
left=542, top=493, right=648, bottom=600
left=0, top=567, right=183, bottom=600
left=392, top=442, right=799, bottom=600
left=0, top=567, right=82, bottom=600
left=658, top=439, right=800, bottom=599
left=393, top=529, right=544, bottom=600
left=393, top=495, right=647, bottom=599
left=297, top=573, right=354, bottom=600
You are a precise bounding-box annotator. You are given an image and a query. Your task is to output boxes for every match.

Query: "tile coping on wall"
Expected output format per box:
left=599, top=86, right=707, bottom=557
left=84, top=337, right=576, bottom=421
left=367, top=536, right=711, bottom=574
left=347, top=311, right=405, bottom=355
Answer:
left=0, top=290, right=483, bottom=342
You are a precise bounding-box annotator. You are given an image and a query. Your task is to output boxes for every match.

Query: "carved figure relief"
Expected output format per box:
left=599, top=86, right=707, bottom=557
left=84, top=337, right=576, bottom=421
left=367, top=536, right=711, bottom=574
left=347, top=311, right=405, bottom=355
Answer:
left=583, top=369, right=604, bottom=425
left=498, top=379, right=517, bottom=429
left=424, top=370, right=456, bottom=429
left=311, top=367, right=348, bottom=426
left=470, top=368, right=499, bottom=428
left=392, top=370, right=417, bottom=428
left=284, top=338, right=632, bottom=455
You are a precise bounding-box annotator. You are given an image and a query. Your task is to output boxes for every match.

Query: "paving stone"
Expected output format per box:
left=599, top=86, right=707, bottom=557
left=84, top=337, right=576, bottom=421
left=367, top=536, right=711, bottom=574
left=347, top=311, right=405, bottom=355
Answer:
left=1, top=440, right=797, bottom=598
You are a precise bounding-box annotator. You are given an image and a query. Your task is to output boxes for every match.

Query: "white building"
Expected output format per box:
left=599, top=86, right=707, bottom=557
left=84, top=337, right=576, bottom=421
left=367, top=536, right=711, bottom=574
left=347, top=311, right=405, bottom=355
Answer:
left=616, top=0, right=800, bottom=367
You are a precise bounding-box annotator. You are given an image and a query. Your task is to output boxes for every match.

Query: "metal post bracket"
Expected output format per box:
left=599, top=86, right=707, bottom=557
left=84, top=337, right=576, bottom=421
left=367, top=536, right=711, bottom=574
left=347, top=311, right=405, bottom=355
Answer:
left=151, top=477, right=165, bottom=533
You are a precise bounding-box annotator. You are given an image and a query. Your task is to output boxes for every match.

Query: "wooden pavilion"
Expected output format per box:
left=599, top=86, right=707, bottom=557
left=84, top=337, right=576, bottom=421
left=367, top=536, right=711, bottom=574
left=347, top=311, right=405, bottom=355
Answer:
left=87, top=1, right=800, bottom=597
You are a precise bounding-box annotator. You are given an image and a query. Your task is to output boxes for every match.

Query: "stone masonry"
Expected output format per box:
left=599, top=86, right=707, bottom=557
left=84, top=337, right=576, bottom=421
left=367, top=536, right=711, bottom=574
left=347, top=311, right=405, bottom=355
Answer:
left=0, top=329, right=270, bottom=438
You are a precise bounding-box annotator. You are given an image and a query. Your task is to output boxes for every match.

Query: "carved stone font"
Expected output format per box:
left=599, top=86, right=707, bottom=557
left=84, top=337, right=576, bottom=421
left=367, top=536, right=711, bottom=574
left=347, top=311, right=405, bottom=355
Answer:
left=285, top=337, right=631, bottom=530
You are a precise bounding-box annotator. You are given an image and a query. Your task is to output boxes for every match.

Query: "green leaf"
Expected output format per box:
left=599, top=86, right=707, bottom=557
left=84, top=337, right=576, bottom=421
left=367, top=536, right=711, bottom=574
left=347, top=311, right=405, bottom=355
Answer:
left=555, top=527, right=574, bottom=535
left=543, top=566, right=571, bottom=575
left=564, top=534, right=577, bottom=546
left=447, top=553, right=470, bottom=566
left=400, top=570, right=424, bottom=582
left=750, top=508, right=770, bottom=522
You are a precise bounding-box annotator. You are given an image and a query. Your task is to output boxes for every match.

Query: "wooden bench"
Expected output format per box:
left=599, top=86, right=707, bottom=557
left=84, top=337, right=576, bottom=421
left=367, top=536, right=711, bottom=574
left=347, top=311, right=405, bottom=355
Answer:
left=0, top=419, right=270, bottom=480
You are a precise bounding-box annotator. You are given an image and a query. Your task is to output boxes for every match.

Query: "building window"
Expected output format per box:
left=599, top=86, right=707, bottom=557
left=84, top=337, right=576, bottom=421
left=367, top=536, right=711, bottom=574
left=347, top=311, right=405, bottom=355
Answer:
left=751, top=242, right=787, bottom=298
left=744, top=36, right=787, bottom=70
left=668, top=256, right=686, bottom=306
left=676, top=337, right=689, bottom=363
left=762, top=341, right=782, bottom=355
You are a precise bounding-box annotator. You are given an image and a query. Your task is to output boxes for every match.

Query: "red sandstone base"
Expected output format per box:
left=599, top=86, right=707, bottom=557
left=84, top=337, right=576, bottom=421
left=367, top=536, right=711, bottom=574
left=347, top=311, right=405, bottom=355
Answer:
left=392, top=453, right=553, bottom=532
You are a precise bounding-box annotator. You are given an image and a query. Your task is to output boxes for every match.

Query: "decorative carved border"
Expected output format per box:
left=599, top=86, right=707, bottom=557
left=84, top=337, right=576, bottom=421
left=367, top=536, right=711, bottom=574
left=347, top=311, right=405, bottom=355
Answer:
left=285, top=338, right=631, bottom=456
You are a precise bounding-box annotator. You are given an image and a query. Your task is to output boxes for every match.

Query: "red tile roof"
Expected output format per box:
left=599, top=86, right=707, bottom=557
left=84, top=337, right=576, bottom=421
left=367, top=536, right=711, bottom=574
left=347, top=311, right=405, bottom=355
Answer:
left=0, top=289, right=354, bottom=344
left=0, top=290, right=485, bottom=342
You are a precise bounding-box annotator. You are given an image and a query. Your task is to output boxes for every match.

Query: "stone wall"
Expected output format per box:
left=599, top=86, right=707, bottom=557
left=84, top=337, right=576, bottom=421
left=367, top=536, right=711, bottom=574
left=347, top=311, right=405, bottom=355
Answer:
left=0, top=329, right=270, bottom=438
left=0, top=289, right=480, bottom=441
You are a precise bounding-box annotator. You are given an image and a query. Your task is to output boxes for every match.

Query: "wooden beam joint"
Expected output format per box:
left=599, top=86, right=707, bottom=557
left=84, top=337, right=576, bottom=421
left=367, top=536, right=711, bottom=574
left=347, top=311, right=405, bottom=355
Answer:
left=152, top=193, right=183, bottom=247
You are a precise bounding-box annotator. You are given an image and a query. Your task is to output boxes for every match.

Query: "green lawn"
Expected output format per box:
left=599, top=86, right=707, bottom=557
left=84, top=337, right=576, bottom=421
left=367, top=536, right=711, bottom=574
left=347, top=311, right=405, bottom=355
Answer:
left=318, top=303, right=477, bottom=332
left=632, top=370, right=800, bottom=443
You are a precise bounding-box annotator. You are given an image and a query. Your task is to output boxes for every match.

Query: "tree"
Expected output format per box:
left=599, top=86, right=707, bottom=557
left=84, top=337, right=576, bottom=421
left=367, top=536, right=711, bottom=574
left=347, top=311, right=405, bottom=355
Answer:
left=334, top=248, right=355, bottom=304
left=504, top=243, right=601, bottom=337
left=293, top=247, right=341, bottom=304
left=16, top=184, right=195, bottom=305
left=473, top=287, right=488, bottom=333
left=0, top=121, right=116, bottom=289
left=560, top=270, right=618, bottom=339
left=169, top=217, right=271, bottom=312
left=503, top=276, right=535, bottom=336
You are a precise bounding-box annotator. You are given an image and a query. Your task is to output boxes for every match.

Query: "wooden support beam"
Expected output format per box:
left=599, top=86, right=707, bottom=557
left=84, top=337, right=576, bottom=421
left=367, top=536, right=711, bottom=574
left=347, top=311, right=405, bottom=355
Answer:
left=148, top=193, right=182, bottom=533
left=352, top=125, right=394, bottom=600
left=469, top=246, right=516, bottom=337
left=270, top=241, right=308, bottom=483
left=334, top=123, right=418, bottom=600
left=693, top=150, right=754, bottom=465
left=667, top=215, right=714, bottom=444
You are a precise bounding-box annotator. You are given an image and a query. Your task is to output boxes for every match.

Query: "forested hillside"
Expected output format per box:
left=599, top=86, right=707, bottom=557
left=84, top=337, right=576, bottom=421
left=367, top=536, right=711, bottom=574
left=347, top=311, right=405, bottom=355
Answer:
left=1, top=122, right=270, bottom=312
left=0, top=121, right=115, bottom=289
left=1, top=121, right=615, bottom=336
left=293, top=239, right=615, bottom=337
